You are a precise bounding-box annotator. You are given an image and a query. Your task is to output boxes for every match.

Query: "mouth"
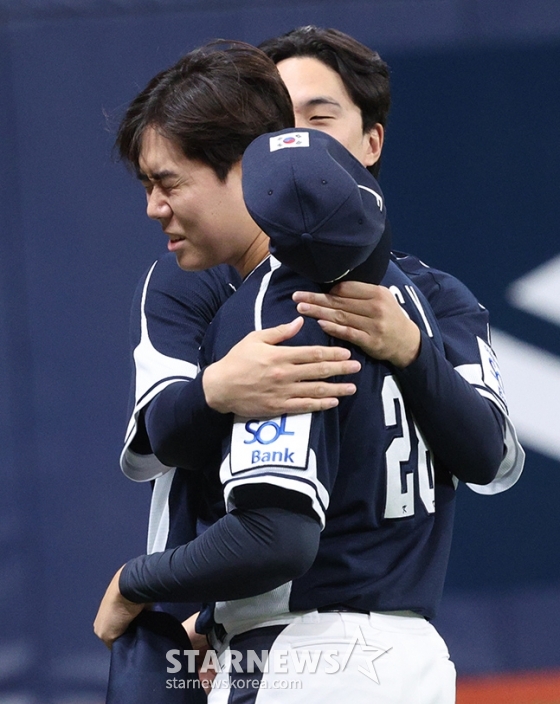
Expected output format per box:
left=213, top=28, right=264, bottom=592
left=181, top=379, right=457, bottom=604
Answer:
left=166, top=233, right=186, bottom=252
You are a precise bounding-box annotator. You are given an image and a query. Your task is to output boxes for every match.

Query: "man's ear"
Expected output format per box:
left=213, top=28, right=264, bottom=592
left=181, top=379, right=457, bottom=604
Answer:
left=363, top=123, right=384, bottom=168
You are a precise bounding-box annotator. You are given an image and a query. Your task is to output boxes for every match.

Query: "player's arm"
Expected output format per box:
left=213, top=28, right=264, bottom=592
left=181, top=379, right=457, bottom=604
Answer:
left=100, top=382, right=335, bottom=645
left=123, top=257, right=359, bottom=479
left=292, top=279, right=509, bottom=487
left=94, top=485, right=321, bottom=647
left=96, top=302, right=339, bottom=647
left=394, top=329, right=505, bottom=485
left=202, top=316, right=360, bottom=417
left=144, top=315, right=359, bottom=470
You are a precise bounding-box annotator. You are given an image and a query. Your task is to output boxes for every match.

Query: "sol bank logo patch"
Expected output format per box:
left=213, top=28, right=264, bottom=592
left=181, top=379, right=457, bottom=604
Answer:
left=230, top=413, right=312, bottom=473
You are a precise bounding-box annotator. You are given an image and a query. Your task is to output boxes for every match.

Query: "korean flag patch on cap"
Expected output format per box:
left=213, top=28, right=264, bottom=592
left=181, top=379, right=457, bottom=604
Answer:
left=269, top=131, right=310, bottom=152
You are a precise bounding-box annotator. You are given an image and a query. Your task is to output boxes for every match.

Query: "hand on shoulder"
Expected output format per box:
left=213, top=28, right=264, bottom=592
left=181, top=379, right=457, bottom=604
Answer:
left=293, top=281, right=421, bottom=368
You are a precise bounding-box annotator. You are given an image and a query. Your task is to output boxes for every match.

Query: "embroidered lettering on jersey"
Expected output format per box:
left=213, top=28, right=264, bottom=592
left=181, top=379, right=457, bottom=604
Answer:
left=230, top=413, right=312, bottom=473
left=269, top=132, right=310, bottom=152
left=478, top=336, right=506, bottom=404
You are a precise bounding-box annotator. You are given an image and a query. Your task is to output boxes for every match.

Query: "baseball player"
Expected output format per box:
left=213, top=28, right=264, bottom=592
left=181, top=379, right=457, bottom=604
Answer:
left=260, top=26, right=524, bottom=490
left=94, top=41, right=520, bottom=702
left=118, top=27, right=523, bottom=599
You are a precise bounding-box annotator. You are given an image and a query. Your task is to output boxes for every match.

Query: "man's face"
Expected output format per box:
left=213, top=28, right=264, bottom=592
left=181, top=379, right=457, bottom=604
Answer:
left=276, top=56, right=383, bottom=168
left=138, top=126, right=263, bottom=273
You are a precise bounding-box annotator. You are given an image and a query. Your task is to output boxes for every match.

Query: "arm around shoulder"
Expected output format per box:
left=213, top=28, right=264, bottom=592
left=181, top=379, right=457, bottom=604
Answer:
left=395, top=331, right=506, bottom=486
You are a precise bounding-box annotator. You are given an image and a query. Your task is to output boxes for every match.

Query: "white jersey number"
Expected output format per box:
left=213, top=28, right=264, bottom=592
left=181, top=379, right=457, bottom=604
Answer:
left=382, top=375, right=435, bottom=519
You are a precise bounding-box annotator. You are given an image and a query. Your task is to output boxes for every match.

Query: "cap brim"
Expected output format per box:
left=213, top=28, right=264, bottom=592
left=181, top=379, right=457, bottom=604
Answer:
left=335, top=220, right=392, bottom=287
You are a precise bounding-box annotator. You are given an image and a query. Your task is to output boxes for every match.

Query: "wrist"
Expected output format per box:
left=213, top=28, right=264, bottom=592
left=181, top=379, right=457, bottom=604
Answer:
left=201, top=364, right=229, bottom=414
left=391, top=322, right=421, bottom=368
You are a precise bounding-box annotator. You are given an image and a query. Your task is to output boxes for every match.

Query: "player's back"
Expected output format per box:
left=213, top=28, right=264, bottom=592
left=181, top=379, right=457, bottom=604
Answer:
left=200, top=256, right=456, bottom=633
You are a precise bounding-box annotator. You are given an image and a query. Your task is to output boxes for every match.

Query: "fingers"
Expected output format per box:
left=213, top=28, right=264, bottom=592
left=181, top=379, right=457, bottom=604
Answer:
left=295, top=300, right=370, bottom=331
left=290, top=358, right=361, bottom=381
left=290, top=345, right=354, bottom=363
left=255, top=317, right=357, bottom=360
left=293, top=380, right=358, bottom=399
left=258, top=316, right=304, bottom=344
left=328, top=280, right=378, bottom=299
left=279, top=398, right=339, bottom=413
left=256, top=340, right=354, bottom=365
left=273, top=382, right=358, bottom=414
left=292, top=291, right=336, bottom=308
left=293, top=281, right=378, bottom=306
left=316, top=320, right=368, bottom=348
left=293, top=294, right=375, bottom=321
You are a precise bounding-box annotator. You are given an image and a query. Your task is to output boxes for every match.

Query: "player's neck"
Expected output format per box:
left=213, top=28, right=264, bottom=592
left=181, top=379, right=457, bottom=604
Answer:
left=234, top=230, right=270, bottom=279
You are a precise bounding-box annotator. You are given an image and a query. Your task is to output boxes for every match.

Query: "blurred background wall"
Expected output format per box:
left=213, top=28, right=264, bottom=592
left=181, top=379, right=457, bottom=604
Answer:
left=0, top=1, right=559, bottom=701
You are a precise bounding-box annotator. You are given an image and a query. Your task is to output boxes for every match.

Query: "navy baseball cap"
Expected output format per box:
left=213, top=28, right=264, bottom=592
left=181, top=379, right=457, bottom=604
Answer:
left=242, top=128, right=390, bottom=285
left=107, top=610, right=206, bottom=704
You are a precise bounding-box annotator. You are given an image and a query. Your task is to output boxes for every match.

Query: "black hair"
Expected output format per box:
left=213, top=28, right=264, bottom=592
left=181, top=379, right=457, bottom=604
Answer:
left=116, top=40, right=295, bottom=181
left=260, top=26, right=390, bottom=176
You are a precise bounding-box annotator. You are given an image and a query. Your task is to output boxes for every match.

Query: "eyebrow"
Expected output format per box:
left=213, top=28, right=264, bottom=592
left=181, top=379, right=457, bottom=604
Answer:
left=136, top=169, right=177, bottom=182
left=303, top=97, right=343, bottom=110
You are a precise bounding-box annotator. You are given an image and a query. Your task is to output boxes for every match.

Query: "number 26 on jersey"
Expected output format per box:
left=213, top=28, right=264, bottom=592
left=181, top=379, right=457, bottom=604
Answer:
left=382, top=375, right=436, bottom=519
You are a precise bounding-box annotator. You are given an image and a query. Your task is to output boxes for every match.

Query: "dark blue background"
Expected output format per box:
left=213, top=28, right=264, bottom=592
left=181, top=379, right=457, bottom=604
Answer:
left=1, top=2, right=559, bottom=700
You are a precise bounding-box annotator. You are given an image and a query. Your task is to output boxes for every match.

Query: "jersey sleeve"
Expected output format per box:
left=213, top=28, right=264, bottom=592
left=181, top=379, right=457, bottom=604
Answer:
left=120, top=254, right=239, bottom=482
left=202, top=260, right=341, bottom=529
left=219, top=410, right=334, bottom=529
left=117, top=264, right=329, bottom=605
left=119, top=505, right=320, bottom=604
left=393, top=252, right=525, bottom=493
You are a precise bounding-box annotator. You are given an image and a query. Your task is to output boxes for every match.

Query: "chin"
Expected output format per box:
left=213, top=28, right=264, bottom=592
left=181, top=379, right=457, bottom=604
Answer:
left=175, top=251, right=209, bottom=272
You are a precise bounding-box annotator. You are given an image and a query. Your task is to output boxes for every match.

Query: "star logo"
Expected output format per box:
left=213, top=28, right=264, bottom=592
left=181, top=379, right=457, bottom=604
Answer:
left=339, top=626, right=392, bottom=683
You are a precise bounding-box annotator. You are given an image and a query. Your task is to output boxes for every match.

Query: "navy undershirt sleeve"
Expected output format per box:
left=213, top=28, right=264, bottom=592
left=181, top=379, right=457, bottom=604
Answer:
left=395, top=331, right=505, bottom=485
left=120, top=504, right=320, bottom=604
left=143, top=371, right=230, bottom=471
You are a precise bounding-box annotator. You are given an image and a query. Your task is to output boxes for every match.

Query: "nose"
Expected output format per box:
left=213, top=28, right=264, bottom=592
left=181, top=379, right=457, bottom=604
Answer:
left=146, top=189, right=172, bottom=222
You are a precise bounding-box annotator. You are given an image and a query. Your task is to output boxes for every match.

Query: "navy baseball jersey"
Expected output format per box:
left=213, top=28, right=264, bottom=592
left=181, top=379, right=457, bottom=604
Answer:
left=196, top=257, right=451, bottom=626
left=120, top=251, right=524, bottom=570
left=121, top=254, right=241, bottom=557
left=391, top=251, right=524, bottom=493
